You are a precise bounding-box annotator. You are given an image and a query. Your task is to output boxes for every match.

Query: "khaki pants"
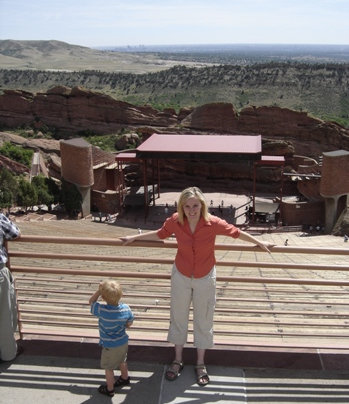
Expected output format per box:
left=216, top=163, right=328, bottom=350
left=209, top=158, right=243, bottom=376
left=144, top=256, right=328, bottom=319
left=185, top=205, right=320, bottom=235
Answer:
left=167, top=265, right=216, bottom=350
left=0, top=266, right=18, bottom=361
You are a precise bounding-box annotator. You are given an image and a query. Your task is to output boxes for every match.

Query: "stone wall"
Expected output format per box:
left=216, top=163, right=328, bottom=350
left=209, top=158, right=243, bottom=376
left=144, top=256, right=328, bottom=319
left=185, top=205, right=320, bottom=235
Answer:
left=60, top=138, right=94, bottom=187
left=320, top=150, right=349, bottom=197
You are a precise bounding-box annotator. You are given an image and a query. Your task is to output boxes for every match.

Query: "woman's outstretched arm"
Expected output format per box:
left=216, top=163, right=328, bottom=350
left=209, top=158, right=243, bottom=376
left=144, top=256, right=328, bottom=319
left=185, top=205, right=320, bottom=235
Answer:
left=120, top=230, right=161, bottom=245
left=238, top=230, right=275, bottom=253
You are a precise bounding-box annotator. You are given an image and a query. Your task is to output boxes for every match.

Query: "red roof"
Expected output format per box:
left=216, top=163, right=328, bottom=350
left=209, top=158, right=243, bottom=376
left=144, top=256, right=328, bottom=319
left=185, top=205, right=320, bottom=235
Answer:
left=115, top=152, right=138, bottom=162
left=137, top=134, right=262, bottom=160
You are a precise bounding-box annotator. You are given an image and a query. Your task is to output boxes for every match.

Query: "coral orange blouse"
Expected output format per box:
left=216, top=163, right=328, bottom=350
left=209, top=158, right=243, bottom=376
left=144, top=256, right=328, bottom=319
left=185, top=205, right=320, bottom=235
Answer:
left=157, top=213, right=240, bottom=278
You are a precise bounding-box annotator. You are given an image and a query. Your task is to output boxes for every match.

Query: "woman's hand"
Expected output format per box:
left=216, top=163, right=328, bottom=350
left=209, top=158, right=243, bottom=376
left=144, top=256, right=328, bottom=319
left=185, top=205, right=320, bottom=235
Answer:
left=257, top=241, right=275, bottom=253
left=238, top=231, right=275, bottom=254
left=120, top=235, right=136, bottom=245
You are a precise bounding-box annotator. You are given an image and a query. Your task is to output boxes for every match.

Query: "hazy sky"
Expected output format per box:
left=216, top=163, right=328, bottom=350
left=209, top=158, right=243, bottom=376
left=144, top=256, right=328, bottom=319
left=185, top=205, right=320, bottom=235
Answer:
left=0, top=0, right=348, bottom=47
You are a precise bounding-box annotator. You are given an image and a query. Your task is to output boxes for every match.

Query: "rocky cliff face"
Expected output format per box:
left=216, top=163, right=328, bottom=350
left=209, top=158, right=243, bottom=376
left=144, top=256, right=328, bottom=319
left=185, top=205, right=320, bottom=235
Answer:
left=0, top=88, right=348, bottom=160
left=1, top=86, right=348, bottom=194
left=181, top=103, right=349, bottom=158
left=0, top=86, right=178, bottom=135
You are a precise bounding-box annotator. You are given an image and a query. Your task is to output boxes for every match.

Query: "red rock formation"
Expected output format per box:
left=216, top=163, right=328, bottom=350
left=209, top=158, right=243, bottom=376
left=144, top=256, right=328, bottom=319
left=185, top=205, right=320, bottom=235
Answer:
left=1, top=88, right=349, bottom=194
left=0, top=154, right=28, bottom=175
left=0, top=131, right=60, bottom=154
left=182, top=104, right=349, bottom=159
left=1, top=88, right=348, bottom=161
left=181, top=103, right=239, bottom=132
left=0, top=86, right=178, bottom=135
left=0, top=90, right=34, bottom=128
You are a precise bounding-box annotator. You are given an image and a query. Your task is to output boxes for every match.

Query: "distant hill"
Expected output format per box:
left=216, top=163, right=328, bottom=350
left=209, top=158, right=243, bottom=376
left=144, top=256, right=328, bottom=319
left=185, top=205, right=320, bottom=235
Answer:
left=0, top=39, right=209, bottom=73
left=0, top=40, right=348, bottom=126
left=0, top=39, right=89, bottom=57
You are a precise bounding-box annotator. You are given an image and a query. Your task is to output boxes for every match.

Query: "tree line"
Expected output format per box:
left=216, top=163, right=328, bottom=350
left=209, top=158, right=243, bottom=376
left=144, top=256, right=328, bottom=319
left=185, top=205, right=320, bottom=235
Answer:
left=1, top=62, right=348, bottom=125
left=1, top=62, right=348, bottom=91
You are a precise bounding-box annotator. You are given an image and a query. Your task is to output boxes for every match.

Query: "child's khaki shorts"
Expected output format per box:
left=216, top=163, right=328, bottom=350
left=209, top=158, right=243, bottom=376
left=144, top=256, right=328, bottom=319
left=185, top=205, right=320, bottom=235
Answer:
left=100, top=343, right=128, bottom=370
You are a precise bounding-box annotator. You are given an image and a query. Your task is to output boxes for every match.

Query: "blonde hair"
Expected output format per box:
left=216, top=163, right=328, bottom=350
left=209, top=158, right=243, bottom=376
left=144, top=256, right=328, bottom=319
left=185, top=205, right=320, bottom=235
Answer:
left=99, top=280, right=123, bottom=305
left=177, top=186, right=210, bottom=225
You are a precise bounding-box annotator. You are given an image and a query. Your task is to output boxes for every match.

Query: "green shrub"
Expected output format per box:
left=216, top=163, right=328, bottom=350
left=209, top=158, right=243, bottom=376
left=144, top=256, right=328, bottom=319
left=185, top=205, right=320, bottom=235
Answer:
left=0, top=142, right=34, bottom=167
left=17, top=177, right=37, bottom=211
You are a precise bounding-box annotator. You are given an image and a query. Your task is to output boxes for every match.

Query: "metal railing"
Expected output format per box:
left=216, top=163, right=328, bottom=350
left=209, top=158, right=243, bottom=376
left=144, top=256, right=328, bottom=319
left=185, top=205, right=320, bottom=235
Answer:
left=7, top=235, right=349, bottom=351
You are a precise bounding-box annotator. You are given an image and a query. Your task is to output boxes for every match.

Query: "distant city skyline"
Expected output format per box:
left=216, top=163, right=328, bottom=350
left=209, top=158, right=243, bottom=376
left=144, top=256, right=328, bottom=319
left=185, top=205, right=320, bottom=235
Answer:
left=0, top=0, right=348, bottom=48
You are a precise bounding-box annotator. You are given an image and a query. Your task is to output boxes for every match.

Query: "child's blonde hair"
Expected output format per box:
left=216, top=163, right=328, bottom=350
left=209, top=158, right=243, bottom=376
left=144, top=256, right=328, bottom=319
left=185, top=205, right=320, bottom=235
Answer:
left=177, top=186, right=210, bottom=225
left=99, top=280, right=123, bottom=305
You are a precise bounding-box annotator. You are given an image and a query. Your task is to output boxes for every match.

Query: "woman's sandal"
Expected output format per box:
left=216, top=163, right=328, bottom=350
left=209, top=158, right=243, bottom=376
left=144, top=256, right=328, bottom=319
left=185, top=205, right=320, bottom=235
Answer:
left=165, top=360, right=184, bottom=381
left=195, top=364, right=210, bottom=386
left=98, top=384, right=115, bottom=397
left=114, top=376, right=130, bottom=388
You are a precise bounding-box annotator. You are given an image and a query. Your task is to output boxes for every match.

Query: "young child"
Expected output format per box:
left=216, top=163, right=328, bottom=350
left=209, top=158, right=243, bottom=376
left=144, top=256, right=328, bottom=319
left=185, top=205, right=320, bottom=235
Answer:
left=89, top=280, right=134, bottom=397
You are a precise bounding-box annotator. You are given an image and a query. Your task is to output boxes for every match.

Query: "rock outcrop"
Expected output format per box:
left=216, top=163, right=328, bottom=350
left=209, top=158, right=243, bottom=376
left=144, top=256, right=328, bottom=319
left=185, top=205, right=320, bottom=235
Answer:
left=0, top=89, right=348, bottom=161
left=0, top=154, right=28, bottom=175
left=0, top=86, right=178, bottom=136
left=0, top=131, right=60, bottom=154
left=182, top=104, right=349, bottom=159
left=1, top=86, right=349, bottom=194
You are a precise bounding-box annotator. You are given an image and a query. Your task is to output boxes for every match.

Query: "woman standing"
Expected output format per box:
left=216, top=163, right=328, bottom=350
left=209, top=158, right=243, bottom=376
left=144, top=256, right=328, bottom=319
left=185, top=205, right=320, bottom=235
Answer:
left=121, top=187, right=273, bottom=386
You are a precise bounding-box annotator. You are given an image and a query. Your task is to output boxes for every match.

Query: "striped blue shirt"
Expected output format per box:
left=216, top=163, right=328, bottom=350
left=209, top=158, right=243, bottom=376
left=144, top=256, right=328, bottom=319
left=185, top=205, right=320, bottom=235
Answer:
left=91, top=301, right=134, bottom=348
